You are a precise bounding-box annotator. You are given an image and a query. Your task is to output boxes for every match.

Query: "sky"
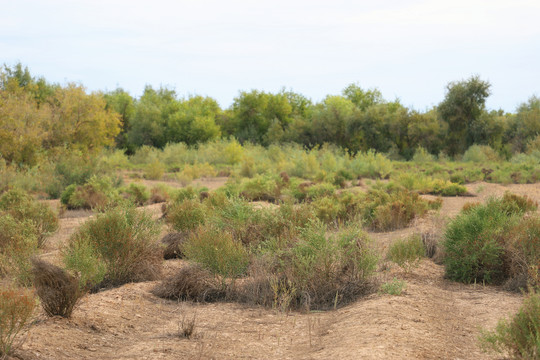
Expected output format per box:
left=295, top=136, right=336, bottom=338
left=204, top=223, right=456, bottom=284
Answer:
left=1, top=0, right=539, bottom=112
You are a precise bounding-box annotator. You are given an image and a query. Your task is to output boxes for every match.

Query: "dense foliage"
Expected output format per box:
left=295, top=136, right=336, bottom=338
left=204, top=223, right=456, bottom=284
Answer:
left=2, top=64, right=540, bottom=166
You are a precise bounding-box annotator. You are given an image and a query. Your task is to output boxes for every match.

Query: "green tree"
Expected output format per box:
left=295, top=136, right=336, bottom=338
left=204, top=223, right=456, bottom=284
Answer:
left=167, top=95, right=221, bottom=145
left=127, top=86, right=177, bottom=148
left=342, top=83, right=383, bottom=111
left=46, top=84, right=121, bottom=151
left=229, top=90, right=293, bottom=144
left=511, top=96, right=540, bottom=152
left=438, top=76, right=491, bottom=156
left=104, top=88, right=135, bottom=151
left=310, top=95, right=356, bottom=148
left=0, top=89, right=48, bottom=165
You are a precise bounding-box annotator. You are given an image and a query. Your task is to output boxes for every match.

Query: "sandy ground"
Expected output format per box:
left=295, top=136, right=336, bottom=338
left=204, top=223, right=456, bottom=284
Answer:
left=14, top=181, right=540, bottom=360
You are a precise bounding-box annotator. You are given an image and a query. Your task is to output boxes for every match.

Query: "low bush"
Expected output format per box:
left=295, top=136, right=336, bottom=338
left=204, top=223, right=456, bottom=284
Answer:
left=0, top=215, right=38, bottom=285
left=0, top=287, right=35, bottom=358
left=31, top=258, right=82, bottom=318
left=144, top=160, right=165, bottom=180
left=305, top=182, right=336, bottom=200
left=149, top=184, right=171, bottom=204
left=379, top=278, right=407, bottom=295
left=205, top=196, right=264, bottom=246
left=387, top=234, right=426, bottom=270
left=161, top=232, right=188, bottom=260
left=312, top=196, right=344, bottom=224
left=239, top=175, right=281, bottom=202
left=165, top=198, right=207, bottom=232
left=0, top=188, right=58, bottom=248
left=505, top=215, right=540, bottom=291
left=443, top=194, right=537, bottom=285
left=462, top=145, right=500, bottom=163
left=261, top=222, right=378, bottom=310
left=444, top=199, right=516, bottom=284
left=64, top=204, right=162, bottom=289
left=122, top=183, right=150, bottom=206
left=480, top=291, right=540, bottom=359
left=182, top=226, right=250, bottom=278
left=151, top=263, right=225, bottom=302
left=363, top=187, right=441, bottom=231
left=61, top=175, right=120, bottom=210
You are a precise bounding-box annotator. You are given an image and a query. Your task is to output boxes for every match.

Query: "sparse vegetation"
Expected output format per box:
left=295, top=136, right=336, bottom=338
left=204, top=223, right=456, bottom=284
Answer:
left=380, top=278, right=407, bottom=296
left=480, top=291, right=540, bottom=359
left=387, top=234, right=426, bottom=270
left=3, top=62, right=540, bottom=357
left=0, top=287, right=35, bottom=358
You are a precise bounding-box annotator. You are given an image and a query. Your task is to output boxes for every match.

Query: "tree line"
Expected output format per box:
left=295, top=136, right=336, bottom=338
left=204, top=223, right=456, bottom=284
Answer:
left=1, top=63, right=539, bottom=166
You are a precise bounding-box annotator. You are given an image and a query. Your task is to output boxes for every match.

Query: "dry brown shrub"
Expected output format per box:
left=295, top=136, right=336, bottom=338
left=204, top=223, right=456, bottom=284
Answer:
left=217, top=169, right=231, bottom=177
left=503, top=214, right=540, bottom=291
left=462, top=201, right=480, bottom=212
left=198, top=191, right=210, bottom=201
left=149, top=187, right=168, bottom=204
left=161, top=232, right=187, bottom=260
left=31, top=258, right=82, bottom=318
left=419, top=215, right=447, bottom=264
left=151, top=263, right=225, bottom=302
left=0, top=286, right=35, bottom=358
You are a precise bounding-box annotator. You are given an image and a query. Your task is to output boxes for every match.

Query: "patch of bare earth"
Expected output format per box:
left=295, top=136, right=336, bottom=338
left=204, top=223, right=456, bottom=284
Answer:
left=19, top=182, right=539, bottom=359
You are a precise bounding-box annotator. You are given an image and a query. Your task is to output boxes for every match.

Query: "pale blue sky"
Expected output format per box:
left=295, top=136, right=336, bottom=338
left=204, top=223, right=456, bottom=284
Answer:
left=1, top=0, right=539, bottom=112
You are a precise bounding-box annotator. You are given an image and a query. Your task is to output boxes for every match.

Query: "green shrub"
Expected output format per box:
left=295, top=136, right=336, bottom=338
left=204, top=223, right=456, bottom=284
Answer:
left=182, top=226, right=250, bottom=278
left=443, top=199, right=518, bottom=284
left=387, top=234, right=426, bottom=270
left=312, top=196, right=344, bottom=224
left=0, top=287, right=36, bottom=358
left=412, top=147, right=435, bottom=163
left=123, top=183, right=150, bottom=206
left=265, top=221, right=378, bottom=310
left=166, top=198, right=207, bottom=232
left=144, top=160, right=165, bottom=180
left=61, top=175, right=120, bottom=210
left=379, top=278, right=407, bottom=295
left=306, top=182, right=336, bottom=200
left=350, top=150, right=393, bottom=179
left=64, top=204, right=162, bottom=288
left=462, top=145, right=500, bottom=163
left=208, top=197, right=270, bottom=246
left=239, top=175, right=281, bottom=202
left=363, top=187, right=441, bottom=231
left=499, top=192, right=538, bottom=215
left=0, top=188, right=58, bottom=248
left=445, top=193, right=538, bottom=286
left=0, top=215, right=39, bottom=285
left=62, top=234, right=106, bottom=291
left=50, top=151, right=105, bottom=197
left=430, top=179, right=467, bottom=196
left=480, top=291, right=540, bottom=359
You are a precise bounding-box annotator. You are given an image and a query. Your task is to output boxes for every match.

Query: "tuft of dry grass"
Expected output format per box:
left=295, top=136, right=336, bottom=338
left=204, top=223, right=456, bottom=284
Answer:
left=31, top=258, right=82, bottom=318
left=151, top=263, right=225, bottom=302
left=161, top=232, right=188, bottom=260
